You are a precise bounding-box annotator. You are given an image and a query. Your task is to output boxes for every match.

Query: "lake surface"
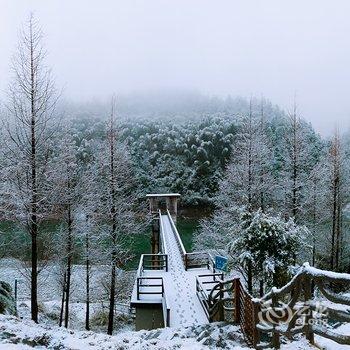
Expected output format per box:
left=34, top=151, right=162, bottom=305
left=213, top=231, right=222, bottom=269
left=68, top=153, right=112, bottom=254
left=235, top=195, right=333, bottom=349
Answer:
left=0, top=213, right=205, bottom=270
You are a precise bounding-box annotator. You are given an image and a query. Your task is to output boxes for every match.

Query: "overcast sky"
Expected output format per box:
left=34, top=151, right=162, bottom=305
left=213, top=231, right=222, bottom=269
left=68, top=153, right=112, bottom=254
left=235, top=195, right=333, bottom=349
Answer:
left=1, top=0, right=350, bottom=135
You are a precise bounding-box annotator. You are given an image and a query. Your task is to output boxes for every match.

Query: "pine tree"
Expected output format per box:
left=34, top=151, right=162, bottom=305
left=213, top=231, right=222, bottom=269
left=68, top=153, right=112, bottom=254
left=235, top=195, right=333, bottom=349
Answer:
left=231, top=209, right=306, bottom=292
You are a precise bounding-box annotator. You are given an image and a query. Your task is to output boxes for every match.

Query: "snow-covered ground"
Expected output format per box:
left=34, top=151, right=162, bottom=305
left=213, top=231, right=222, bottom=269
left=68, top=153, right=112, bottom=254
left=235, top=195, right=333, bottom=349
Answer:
left=315, top=322, right=350, bottom=349
left=0, top=258, right=134, bottom=303
left=0, top=315, right=316, bottom=350
left=0, top=258, right=135, bottom=332
left=1, top=258, right=350, bottom=349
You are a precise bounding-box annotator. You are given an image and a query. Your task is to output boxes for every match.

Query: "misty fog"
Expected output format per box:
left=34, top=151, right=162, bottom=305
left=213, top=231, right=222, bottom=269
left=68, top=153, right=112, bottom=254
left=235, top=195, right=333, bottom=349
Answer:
left=2, top=0, right=350, bottom=134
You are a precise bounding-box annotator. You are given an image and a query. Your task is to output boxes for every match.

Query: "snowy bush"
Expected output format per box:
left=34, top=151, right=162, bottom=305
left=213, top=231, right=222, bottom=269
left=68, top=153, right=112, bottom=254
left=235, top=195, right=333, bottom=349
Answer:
left=0, top=281, right=16, bottom=316
left=232, top=210, right=308, bottom=290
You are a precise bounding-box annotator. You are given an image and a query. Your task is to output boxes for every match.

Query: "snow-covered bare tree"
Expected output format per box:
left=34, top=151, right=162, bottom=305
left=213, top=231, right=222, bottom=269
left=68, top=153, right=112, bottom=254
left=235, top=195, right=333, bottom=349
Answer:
left=280, top=102, right=313, bottom=223
left=76, top=163, right=102, bottom=331
left=92, top=96, right=141, bottom=335
left=2, top=14, right=58, bottom=322
left=50, top=128, right=80, bottom=328
left=216, top=99, right=274, bottom=212
left=303, top=160, right=328, bottom=268
left=196, top=99, right=275, bottom=292
left=326, top=131, right=349, bottom=270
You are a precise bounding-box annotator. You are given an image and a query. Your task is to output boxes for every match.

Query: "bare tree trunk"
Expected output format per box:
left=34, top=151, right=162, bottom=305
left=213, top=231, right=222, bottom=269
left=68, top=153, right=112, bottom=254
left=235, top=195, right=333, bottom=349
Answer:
left=247, top=99, right=253, bottom=208
left=59, top=272, right=66, bottom=327
left=290, top=103, right=299, bottom=265
left=107, top=258, right=116, bottom=335
left=291, top=105, right=298, bottom=221
left=335, top=187, right=341, bottom=270
left=247, top=261, right=253, bottom=294
left=330, top=133, right=340, bottom=270
left=107, top=97, right=117, bottom=335
left=30, top=226, right=38, bottom=322
left=330, top=183, right=337, bottom=270
left=30, top=19, right=39, bottom=322
left=85, top=227, right=90, bottom=331
left=259, top=99, right=266, bottom=212
left=64, top=204, right=73, bottom=328
left=259, top=280, right=264, bottom=297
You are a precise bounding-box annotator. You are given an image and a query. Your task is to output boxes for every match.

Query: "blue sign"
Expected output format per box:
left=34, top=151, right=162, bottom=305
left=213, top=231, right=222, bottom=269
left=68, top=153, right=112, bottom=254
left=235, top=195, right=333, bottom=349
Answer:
left=215, top=255, right=228, bottom=272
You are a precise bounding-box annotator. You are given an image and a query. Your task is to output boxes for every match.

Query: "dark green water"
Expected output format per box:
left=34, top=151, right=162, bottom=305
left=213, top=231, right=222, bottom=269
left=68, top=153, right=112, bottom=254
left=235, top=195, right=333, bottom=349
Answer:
left=0, top=217, right=200, bottom=270
left=125, top=217, right=199, bottom=269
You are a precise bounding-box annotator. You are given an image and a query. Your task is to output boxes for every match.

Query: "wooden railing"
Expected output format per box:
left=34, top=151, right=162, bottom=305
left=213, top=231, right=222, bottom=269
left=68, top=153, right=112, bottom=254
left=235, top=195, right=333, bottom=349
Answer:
left=135, top=252, right=168, bottom=301
left=235, top=279, right=260, bottom=347
left=196, top=273, right=244, bottom=326
left=198, top=264, right=350, bottom=349
left=196, top=272, right=224, bottom=321
left=254, top=263, right=350, bottom=349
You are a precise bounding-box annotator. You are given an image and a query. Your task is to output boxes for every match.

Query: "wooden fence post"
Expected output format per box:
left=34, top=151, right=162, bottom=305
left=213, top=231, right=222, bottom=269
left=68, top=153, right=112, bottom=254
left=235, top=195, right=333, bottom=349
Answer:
left=303, top=275, right=314, bottom=345
left=219, top=281, right=225, bottom=321
left=252, top=300, right=261, bottom=348
left=234, top=278, right=240, bottom=324
left=271, top=291, right=280, bottom=349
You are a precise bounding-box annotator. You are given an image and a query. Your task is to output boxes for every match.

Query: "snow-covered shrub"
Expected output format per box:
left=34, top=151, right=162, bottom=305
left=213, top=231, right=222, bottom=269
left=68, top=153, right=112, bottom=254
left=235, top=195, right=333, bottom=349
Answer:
left=0, top=281, right=16, bottom=316
left=232, top=209, right=308, bottom=290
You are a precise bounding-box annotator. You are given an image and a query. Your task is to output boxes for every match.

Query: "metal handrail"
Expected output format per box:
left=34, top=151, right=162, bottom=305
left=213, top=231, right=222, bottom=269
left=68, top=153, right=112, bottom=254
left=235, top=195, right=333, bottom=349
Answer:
left=159, top=209, right=168, bottom=254
left=141, top=254, right=168, bottom=271
left=186, top=251, right=216, bottom=271
left=136, top=253, right=144, bottom=277
left=166, top=209, right=187, bottom=269
left=162, top=294, right=171, bottom=327
left=137, top=276, right=164, bottom=300
left=136, top=253, right=169, bottom=275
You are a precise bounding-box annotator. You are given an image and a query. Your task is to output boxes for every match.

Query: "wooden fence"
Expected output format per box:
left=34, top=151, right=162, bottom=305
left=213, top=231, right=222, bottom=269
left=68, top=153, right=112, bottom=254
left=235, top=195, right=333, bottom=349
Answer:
left=200, top=263, right=350, bottom=349
left=196, top=275, right=259, bottom=346
left=254, top=263, right=350, bottom=349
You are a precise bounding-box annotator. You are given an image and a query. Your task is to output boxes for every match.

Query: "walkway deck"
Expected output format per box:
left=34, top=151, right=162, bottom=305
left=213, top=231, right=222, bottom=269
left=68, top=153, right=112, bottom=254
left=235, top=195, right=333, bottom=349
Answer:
left=160, top=214, right=208, bottom=327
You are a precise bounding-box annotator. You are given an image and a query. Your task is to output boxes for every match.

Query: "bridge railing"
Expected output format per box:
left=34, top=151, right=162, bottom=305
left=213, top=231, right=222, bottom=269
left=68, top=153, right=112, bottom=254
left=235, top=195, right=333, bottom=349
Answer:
left=136, top=276, right=164, bottom=300
left=166, top=210, right=216, bottom=272
left=135, top=252, right=168, bottom=301
left=166, top=208, right=186, bottom=258
left=198, top=263, right=350, bottom=349
left=186, top=251, right=216, bottom=271
left=159, top=209, right=168, bottom=254
left=196, top=275, right=259, bottom=346
left=196, top=272, right=225, bottom=320
left=136, top=254, right=168, bottom=275
left=162, top=293, right=171, bottom=327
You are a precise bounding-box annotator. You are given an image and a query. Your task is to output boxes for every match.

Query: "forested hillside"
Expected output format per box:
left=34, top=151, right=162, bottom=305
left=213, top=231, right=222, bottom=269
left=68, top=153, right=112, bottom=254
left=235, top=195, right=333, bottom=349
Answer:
left=66, top=94, right=289, bottom=205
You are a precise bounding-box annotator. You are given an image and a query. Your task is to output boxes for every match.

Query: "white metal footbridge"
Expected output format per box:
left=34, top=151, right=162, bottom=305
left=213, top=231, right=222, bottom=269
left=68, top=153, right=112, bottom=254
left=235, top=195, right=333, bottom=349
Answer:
left=131, top=194, right=227, bottom=330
